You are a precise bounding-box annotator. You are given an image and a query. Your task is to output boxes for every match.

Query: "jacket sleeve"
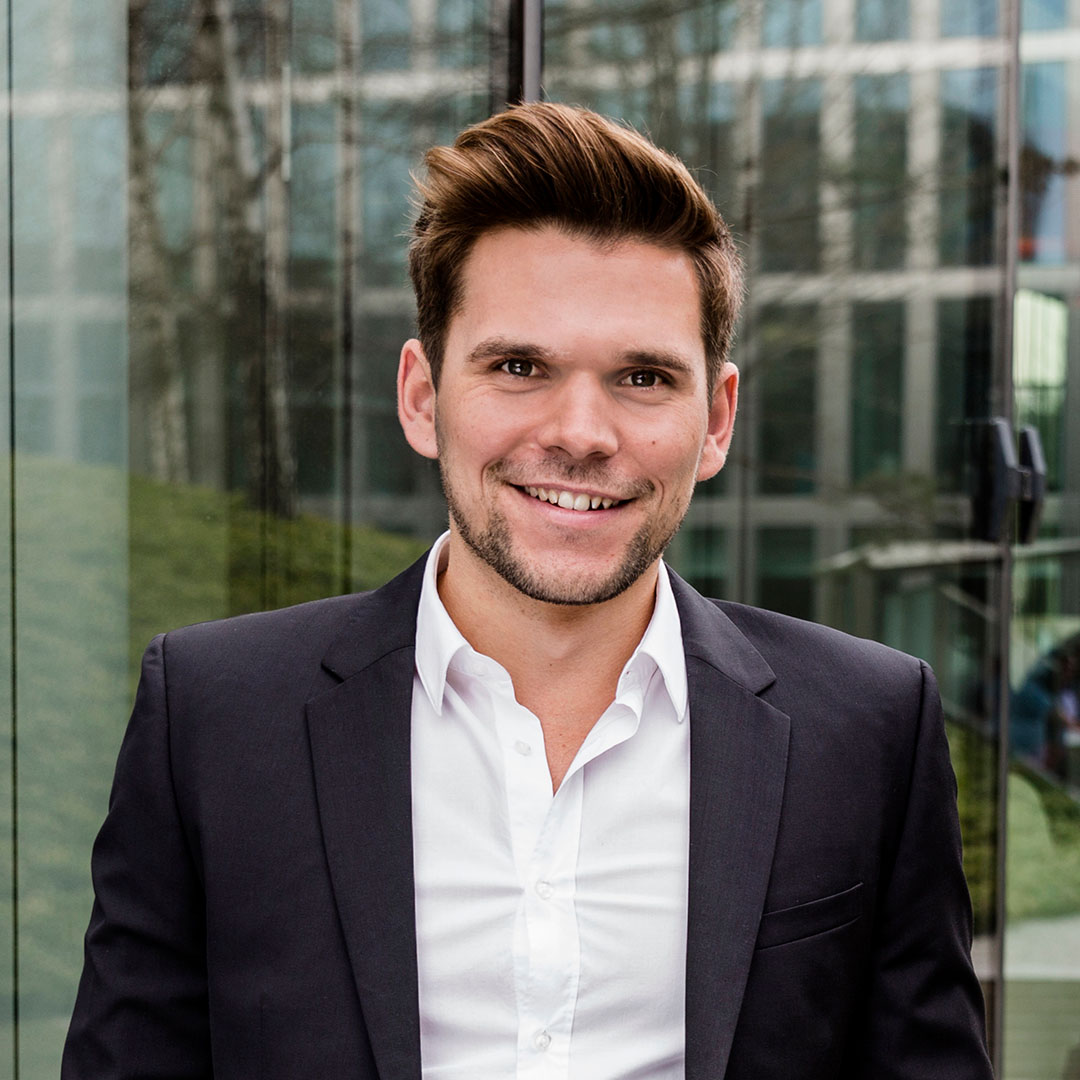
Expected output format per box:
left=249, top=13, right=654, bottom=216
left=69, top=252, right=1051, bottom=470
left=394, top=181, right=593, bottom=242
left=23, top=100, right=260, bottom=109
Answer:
left=62, top=634, right=212, bottom=1079
left=850, top=660, right=994, bottom=1080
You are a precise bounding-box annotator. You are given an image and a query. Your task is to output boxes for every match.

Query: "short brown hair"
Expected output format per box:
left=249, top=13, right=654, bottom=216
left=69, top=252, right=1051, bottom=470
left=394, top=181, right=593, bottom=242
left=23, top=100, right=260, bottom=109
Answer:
left=408, top=102, right=743, bottom=391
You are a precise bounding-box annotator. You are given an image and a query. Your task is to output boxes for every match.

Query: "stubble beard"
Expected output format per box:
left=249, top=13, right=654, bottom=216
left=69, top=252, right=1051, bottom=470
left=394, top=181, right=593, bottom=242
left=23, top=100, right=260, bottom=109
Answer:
left=438, top=456, right=692, bottom=607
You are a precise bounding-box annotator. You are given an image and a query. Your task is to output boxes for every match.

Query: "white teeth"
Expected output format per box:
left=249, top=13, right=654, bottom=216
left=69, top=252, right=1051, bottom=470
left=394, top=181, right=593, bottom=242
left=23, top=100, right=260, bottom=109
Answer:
left=522, top=485, right=619, bottom=511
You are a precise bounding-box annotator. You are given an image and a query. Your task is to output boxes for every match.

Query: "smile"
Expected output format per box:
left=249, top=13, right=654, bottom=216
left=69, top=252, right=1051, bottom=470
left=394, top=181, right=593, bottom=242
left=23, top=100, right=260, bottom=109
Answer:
left=522, top=486, right=622, bottom=512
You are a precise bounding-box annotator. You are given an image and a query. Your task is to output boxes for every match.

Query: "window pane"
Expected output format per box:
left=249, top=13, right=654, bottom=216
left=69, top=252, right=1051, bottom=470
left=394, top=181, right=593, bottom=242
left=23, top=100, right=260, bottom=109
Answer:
left=942, top=0, right=998, bottom=37
left=851, top=303, right=905, bottom=484
left=760, top=78, right=821, bottom=273
left=940, top=68, right=999, bottom=267
left=757, top=527, right=814, bottom=619
left=853, top=73, right=909, bottom=270
left=758, top=304, right=818, bottom=494
left=761, top=0, right=822, bottom=46
left=1020, top=63, right=1067, bottom=265
left=856, top=0, right=909, bottom=41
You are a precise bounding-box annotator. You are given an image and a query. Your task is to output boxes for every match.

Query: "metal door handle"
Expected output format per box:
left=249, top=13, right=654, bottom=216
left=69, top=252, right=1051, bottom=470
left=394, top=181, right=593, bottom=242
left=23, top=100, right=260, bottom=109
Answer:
left=970, top=418, right=1046, bottom=544
left=1017, top=425, right=1047, bottom=545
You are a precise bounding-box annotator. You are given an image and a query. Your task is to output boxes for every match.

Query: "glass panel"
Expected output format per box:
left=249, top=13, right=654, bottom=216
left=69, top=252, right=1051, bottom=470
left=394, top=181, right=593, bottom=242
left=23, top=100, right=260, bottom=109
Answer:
left=1005, top=549, right=1080, bottom=1079
left=855, top=0, right=909, bottom=41
left=853, top=73, right=909, bottom=271
left=942, top=0, right=998, bottom=38
left=1021, top=0, right=1066, bottom=30
left=936, top=297, right=995, bottom=495
left=10, top=0, right=128, bottom=1071
left=757, top=526, right=814, bottom=619
left=361, top=0, right=410, bottom=71
left=1020, top=62, right=1067, bottom=265
left=5, top=0, right=492, bottom=1072
left=940, top=68, right=999, bottom=268
left=851, top=302, right=904, bottom=484
left=1003, top=3, right=1080, bottom=1062
left=760, top=77, right=821, bottom=273
left=757, top=303, right=818, bottom=494
left=761, top=0, right=822, bottom=46
left=545, top=0, right=1012, bottom=1051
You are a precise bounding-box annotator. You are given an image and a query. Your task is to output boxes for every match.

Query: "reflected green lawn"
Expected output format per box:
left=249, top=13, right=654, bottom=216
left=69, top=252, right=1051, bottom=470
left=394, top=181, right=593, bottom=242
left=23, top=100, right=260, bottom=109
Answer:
left=0, top=454, right=429, bottom=1076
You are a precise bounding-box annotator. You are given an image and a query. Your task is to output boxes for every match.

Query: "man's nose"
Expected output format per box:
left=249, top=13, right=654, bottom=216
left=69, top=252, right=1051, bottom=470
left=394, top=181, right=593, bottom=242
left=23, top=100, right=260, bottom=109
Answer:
left=535, top=374, right=619, bottom=460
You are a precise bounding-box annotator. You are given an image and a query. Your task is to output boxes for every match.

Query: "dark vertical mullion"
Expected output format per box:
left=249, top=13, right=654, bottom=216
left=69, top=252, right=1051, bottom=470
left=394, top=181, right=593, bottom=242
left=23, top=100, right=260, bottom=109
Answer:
left=994, top=0, right=1023, bottom=1071
left=490, top=0, right=542, bottom=112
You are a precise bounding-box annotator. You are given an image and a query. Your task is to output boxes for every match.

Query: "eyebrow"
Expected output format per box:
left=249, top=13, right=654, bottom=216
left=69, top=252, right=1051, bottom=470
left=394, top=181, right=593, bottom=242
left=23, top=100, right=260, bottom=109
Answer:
left=466, top=338, right=699, bottom=378
left=465, top=338, right=555, bottom=366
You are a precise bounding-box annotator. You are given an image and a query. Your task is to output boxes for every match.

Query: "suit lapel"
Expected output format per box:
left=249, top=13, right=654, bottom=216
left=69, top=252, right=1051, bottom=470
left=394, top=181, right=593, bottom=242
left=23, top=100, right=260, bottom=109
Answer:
left=671, top=574, right=791, bottom=1080
left=305, top=559, right=427, bottom=1080
left=303, top=560, right=790, bottom=1080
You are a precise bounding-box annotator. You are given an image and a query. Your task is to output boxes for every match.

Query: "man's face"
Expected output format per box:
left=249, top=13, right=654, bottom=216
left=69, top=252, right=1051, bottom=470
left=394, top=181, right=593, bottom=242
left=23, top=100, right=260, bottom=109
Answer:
left=398, top=225, right=737, bottom=606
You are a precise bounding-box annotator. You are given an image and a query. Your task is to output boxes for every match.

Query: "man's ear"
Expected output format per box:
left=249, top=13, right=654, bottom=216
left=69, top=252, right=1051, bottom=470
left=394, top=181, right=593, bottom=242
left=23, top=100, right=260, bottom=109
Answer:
left=398, top=338, right=438, bottom=460
left=697, top=361, right=739, bottom=482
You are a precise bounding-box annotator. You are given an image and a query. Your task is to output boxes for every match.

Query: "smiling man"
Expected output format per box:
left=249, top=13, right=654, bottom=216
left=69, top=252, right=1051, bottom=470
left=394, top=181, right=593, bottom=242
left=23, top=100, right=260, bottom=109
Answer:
left=64, top=104, right=994, bottom=1080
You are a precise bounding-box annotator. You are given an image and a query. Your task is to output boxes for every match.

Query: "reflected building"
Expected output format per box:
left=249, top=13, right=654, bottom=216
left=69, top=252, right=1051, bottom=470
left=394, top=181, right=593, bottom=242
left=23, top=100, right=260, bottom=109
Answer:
left=2, top=0, right=1080, bottom=1076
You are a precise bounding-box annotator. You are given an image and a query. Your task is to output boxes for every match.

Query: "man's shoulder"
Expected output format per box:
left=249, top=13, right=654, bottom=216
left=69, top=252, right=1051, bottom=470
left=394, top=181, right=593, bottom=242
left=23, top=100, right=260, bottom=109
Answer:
left=685, top=590, right=930, bottom=711
left=712, top=597, right=920, bottom=671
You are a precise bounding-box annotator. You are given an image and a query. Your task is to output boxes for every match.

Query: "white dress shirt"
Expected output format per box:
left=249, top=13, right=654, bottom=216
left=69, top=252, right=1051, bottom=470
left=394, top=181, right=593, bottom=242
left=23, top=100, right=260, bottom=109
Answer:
left=411, top=533, right=690, bottom=1080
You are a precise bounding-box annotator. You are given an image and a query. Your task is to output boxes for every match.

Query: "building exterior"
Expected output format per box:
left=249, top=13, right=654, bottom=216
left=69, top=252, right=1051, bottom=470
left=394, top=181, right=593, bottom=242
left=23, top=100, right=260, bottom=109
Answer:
left=0, top=0, right=1078, bottom=1075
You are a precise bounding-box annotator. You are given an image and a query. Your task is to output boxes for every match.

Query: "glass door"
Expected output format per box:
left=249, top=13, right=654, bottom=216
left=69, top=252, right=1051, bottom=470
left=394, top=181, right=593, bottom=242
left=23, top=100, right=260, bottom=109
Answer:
left=1001, top=2, right=1080, bottom=1073
left=543, top=0, right=1015, bottom=1059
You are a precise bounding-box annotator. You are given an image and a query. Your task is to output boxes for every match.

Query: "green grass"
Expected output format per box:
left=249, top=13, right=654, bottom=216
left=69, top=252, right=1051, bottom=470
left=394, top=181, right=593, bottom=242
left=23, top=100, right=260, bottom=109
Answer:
left=0, top=455, right=430, bottom=1076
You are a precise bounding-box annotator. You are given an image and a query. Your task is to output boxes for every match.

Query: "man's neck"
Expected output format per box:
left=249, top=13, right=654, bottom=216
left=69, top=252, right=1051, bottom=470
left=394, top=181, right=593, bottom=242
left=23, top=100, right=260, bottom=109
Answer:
left=435, top=537, right=660, bottom=789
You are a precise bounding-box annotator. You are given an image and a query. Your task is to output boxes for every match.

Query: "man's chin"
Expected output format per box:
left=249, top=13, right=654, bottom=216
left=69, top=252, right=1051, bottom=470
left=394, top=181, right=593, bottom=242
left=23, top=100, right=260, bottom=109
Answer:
left=460, top=531, right=661, bottom=607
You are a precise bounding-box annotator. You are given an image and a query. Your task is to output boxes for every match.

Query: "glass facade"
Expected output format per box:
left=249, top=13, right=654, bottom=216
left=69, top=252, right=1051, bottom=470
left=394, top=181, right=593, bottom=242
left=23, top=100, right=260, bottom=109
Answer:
left=0, top=0, right=1078, bottom=1074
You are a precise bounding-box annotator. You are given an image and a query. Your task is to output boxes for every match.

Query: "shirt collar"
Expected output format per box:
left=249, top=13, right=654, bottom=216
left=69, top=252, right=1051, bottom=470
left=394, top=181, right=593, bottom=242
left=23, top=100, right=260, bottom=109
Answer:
left=414, top=531, right=688, bottom=722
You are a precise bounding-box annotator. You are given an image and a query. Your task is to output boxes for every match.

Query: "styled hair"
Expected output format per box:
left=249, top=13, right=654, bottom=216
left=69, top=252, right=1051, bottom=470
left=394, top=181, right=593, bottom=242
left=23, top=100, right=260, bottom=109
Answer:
left=408, top=102, right=743, bottom=391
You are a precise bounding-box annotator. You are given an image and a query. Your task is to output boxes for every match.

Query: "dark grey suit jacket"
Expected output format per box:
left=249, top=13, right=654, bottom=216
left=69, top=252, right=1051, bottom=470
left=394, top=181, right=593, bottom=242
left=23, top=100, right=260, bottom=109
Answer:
left=63, top=555, right=993, bottom=1079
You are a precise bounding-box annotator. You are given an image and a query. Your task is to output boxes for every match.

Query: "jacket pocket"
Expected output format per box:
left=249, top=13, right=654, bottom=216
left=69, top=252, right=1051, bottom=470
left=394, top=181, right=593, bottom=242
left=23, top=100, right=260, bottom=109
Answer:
left=755, top=881, right=863, bottom=950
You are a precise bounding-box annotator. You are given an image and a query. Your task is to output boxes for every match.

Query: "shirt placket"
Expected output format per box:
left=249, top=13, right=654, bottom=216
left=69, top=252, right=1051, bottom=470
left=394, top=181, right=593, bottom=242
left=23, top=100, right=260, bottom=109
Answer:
left=492, top=692, right=582, bottom=1080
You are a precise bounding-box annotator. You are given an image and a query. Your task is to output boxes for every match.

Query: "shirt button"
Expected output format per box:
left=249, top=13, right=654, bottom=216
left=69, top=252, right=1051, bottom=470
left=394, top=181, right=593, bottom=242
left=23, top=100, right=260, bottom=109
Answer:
left=535, top=879, right=554, bottom=900
left=533, top=1029, right=551, bottom=1051
left=514, top=740, right=531, bottom=756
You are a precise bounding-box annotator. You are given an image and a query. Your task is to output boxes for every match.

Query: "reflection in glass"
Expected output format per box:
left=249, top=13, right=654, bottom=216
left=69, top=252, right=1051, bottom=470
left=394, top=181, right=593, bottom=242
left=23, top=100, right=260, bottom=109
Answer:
left=1005, top=553, right=1080, bottom=1080
left=1020, top=63, right=1068, bottom=265
left=361, top=0, right=410, bottom=70
left=760, top=78, right=821, bottom=273
left=853, top=74, right=908, bottom=271
left=1013, top=290, right=1067, bottom=492
left=1022, top=0, right=1067, bottom=31
left=940, top=68, right=998, bottom=267
left=936, top=298, right=994, bottom=496
left=757, top=527, right=813, bottom=619
left=761, top=0, right=821, bottom=46
left=757, top=304, right=817, bottom=494
left=941, top=0, right=998, bottom=38
left=851, top=302, right=904, bottom=484
left=855, top=0, right=908, bottom=41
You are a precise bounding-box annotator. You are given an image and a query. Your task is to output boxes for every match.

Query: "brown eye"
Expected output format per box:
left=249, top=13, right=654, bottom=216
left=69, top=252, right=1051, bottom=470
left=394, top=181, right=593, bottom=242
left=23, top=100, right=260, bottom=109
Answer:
left=501, top=359, right=536, bottom=378
left=626, top=369, right=662, bottom=387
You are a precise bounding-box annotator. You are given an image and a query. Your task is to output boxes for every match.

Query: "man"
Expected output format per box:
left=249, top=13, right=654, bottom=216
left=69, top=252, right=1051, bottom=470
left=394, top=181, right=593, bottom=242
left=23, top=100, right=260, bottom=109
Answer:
left=64, top=103, right=993, bottom=1079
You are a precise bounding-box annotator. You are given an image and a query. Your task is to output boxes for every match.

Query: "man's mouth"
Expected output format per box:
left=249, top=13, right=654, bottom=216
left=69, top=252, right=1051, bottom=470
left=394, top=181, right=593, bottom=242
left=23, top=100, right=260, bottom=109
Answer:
left=521, top=485, right=623, bottom=512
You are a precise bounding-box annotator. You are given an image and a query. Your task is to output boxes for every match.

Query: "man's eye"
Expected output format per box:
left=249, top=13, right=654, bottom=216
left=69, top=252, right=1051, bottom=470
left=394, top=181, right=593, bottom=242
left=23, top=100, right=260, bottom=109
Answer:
left=626, top=369, right=664, bottom=388
left=500, top=359, right=537, bottom=378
